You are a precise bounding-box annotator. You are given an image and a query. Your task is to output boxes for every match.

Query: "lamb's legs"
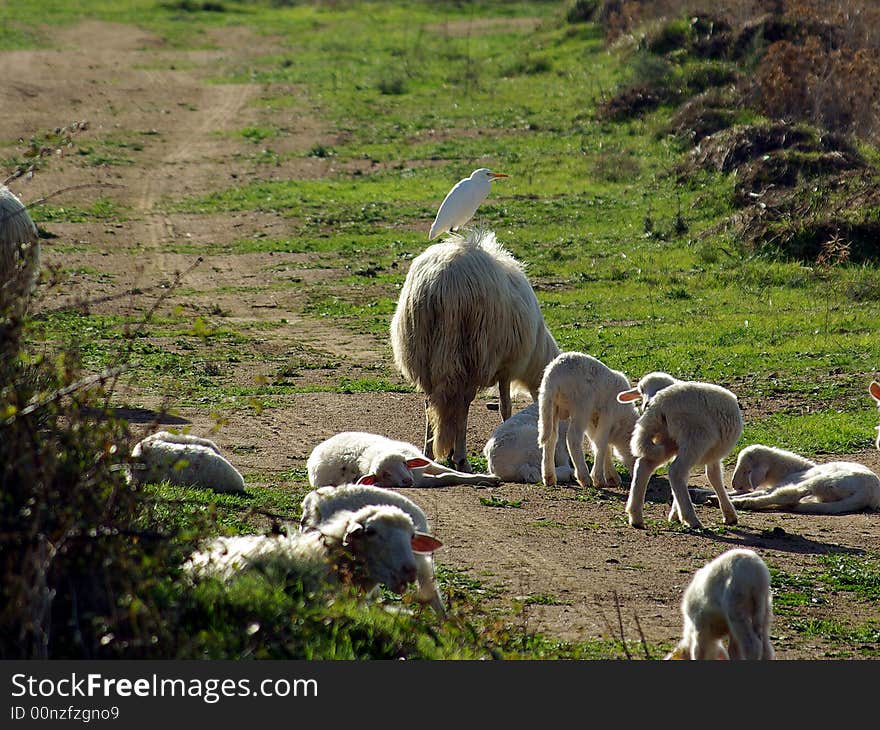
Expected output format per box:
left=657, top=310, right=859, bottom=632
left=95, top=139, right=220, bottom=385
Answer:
left=666, top=452, right=702, bottom=529
left=541, top=410, right=560, bottom=487
left=626, top=456, right=660, bottom=528
left=566, top=419, right=592, bottom=488
left=414, top=554, right=446, bottom=618
left=706, top=461, right=738, bottom=525
left=589, top=424, right=620, bottom=487
left=729, top=486, right=795, bottom=510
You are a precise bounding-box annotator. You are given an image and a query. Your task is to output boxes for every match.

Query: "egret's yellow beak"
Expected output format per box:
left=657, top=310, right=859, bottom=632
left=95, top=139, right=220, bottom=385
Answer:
left=489, top=172, right=508, bottom=179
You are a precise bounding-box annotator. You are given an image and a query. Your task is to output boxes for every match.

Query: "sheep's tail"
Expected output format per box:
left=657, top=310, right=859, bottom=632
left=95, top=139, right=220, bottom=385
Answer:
left=537, top=382, right=556, bottom=448
left=630, top=408, right=669, bottom=462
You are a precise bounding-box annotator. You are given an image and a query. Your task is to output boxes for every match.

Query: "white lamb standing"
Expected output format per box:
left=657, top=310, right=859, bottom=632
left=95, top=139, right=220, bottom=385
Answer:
left=130, top=430, right=245, bottom=493
left=300, top=482, right=446, bottom=615
left=727, top=444, right=880, bottom=514
left=869, top=381, right=880, bottom=450
left=307, top=431, right=501, bottom=488
left=483, top=402, right=574, bottom=484
left=185, top=503, right=442, bottom=602
left=617, top=372, right=742, bottom=529
left=538, top=351, right=637, bottom=488
left=390, top=228, right=559, bottom=472
left=666, top=548, right=775, bottom=660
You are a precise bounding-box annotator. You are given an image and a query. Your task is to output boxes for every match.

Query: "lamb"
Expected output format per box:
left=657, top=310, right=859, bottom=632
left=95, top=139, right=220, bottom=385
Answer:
left=483, top=402, right=574, bottom=484
left=870, top=381, right=880, bottom=449
left=665, top=548, right=774, bottom=660
left=390, top=228, right=559, bottom=471
left=307, top=431, right=501, bottom=488
left=538, top=352, right=637, bottom=488
left=617, top=373, right=742, bottom=529
left=0, top=184, right=40, bottom=321
left=185, top=503, right=442, bottom=602
left=726, top=444, right=880, bottom=514
left=300, top=482, right=446, bottom=615
left=129, top=430, right=246, bottom=493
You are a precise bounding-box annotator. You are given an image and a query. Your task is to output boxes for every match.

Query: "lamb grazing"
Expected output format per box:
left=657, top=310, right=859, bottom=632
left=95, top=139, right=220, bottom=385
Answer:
left=185, top=503, right=442, bottom=602
left=390, top=228, right=559, bottom=471
left=300, top=482, right=446, bottom=615
left=483, top=402, right=574, bottom=484
left=130, top=430, right=245, bottom=493
left=727, top=444, right=880, bottom=514
left=870, top=381, right=880, bottom=449
left=0, top=184, right=40, bottom=321
left=666, top=548, right=774, bottom=660
left=538, top=352, right=637, bottom=489
left=307, top=431, right=501, bottom=488
left=617, top=373, right=742, bottom=529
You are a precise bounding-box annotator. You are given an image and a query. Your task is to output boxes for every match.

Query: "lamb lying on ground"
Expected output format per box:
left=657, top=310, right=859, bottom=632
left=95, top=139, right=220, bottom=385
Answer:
left=483, top=402, right=573, bottom=484
left=129, top=430, right=245, bottom=493
left=724, top=444, right=880, bottom=514
left=300, top=482, right=446, bottom=615
left=185, top=502, right=443, bottom=602
left=666, top=548, right=775, bottom=660
left=307, top=431, right=501, bottom=488
left=538, top=352, right=637, bottom=488
left=617, top=373, right=742, bottom=529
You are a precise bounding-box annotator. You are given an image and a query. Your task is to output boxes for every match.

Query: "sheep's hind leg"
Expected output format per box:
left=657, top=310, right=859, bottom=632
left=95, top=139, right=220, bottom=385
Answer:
left=706, top=461, right=738, bottom=525
left=423, top=400, right=435, bottom=460
left=566, top=419, right=592, bottom=488
left=450, top=405, right=472, bottom=473
left=626, top=457, right=659, bottom=528
left=666, top=453, right=702, bottom=529
left=541, top=410, right=560, bottom=487
left=498, top=376, right=512, bottom=421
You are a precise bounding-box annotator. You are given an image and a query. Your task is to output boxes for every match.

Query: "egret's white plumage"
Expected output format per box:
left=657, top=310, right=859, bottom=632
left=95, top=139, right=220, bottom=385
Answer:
left=428, top=168, right=507, bottom=240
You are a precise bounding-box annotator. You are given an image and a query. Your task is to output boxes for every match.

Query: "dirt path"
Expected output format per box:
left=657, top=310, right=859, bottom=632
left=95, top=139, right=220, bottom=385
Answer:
left=3, top=20, right=879, bottom=660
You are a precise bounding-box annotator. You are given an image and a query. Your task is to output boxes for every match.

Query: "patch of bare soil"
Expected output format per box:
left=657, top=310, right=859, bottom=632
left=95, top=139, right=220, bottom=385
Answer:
left=4, top=20, right=879, bottom=660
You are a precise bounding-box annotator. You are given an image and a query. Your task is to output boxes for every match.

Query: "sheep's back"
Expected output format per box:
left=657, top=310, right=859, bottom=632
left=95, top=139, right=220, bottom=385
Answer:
left=391, top=232, right=549, bottom=394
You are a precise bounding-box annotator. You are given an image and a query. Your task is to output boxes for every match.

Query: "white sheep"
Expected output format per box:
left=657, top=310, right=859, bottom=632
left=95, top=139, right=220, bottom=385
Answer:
left=617, top=373, right=742, bottom=529
left=390, top=228, right=559, bottom=471
left=130, top=430, right=245, bottom=493
left=538, top=351, right=637, bottom=488
left=307, top=431, right=501, bottom=488
left=0, top=184, right=40, bottom=321
left=666, top=548, right=775, bottom=660
left=870, top=380, right=880, bottom=449
left=483, top=401, right=574, bottom=484
left=727, top=444, right=880, bottom=514
left=185, top=503, right=442, bottom=601
left=300, top=482, right=445, bottom=615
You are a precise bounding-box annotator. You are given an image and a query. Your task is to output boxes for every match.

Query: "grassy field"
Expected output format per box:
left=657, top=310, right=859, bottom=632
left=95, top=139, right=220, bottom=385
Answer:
left=4, top=0, right=880, bottom=660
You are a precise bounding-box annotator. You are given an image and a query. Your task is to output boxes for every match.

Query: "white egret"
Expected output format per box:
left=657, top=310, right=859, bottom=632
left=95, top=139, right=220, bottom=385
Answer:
left=428, top=168, right=508, bottom=240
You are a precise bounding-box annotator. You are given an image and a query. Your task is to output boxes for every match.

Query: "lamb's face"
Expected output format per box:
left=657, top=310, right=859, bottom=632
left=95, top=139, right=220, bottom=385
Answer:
left=371, top=454, right=416, bottom=487
left=344, top=508, right=419, bottom=594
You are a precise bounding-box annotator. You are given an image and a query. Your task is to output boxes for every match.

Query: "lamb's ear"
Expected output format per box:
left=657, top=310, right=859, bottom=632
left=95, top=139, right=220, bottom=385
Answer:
left=342, top=521, right=364, bottom=547
left=411, top=532, right=443, bottom=554
left=870, top=381, right=880, bottom=402
left=749, top=464, right=768, bottom=490
left=405, top=457, right=431, bottom=469
left=617, top=388, right=642, bottom=403
left=356, top=474, right=378, bottom=485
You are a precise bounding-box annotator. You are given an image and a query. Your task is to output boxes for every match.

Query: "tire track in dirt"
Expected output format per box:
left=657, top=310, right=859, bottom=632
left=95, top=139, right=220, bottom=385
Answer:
left=134, top=80, right=258, bottom=273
